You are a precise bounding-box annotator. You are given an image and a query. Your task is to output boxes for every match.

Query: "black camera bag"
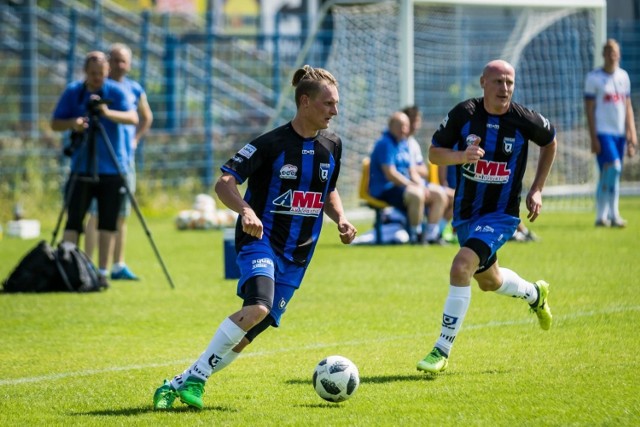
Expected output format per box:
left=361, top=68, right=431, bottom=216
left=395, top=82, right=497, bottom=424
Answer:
left=2, top=240, right=104, bottom=293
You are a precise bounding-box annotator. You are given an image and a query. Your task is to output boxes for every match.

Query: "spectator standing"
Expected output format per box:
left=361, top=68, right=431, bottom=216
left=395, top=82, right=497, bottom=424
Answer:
left=584, top=38, right=637, bottom=227
left=84, top=43, right=154, bottom=280
left=51, top=51, right=138, bottom=289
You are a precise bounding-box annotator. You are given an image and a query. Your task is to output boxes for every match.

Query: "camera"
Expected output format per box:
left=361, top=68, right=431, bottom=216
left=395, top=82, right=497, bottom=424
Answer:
left=86, top=95, right=111, bottom=116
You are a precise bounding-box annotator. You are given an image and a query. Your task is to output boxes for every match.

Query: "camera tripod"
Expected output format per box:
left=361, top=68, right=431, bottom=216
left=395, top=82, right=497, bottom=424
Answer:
left=52, top=108, right=176, bottom=289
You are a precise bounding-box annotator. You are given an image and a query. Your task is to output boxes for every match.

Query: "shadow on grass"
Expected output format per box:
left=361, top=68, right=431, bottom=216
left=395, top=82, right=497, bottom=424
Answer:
left=72, top=404, right=237, bottom=416
left=288, top=373, right=437, bottom=386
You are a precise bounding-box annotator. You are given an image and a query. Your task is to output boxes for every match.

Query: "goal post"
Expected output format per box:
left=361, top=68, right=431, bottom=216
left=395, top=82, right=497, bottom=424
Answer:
left=399, top=0, right=607, bottom=107
left=315, top=0, right=609, bottom=210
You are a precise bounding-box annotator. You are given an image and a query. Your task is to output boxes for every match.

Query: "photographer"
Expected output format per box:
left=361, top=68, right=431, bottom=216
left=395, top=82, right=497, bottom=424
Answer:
left=51, top=51, right=138, bottom=289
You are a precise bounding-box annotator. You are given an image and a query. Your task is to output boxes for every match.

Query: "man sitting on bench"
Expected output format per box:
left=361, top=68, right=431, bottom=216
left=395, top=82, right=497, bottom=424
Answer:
left=368, top=111, right=447, bottom=244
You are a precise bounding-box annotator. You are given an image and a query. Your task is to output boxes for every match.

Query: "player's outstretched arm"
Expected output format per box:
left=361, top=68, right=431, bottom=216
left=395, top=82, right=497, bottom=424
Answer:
left=324, top=189, right=357, bottom=244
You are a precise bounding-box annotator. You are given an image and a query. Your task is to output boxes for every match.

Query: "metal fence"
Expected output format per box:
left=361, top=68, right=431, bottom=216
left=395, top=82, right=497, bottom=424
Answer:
left=1, top=1, right=639, bottom=209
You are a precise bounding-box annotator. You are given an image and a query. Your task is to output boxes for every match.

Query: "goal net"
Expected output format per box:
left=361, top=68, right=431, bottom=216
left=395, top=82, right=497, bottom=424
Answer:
left=320, top=0, right=608, bottom=210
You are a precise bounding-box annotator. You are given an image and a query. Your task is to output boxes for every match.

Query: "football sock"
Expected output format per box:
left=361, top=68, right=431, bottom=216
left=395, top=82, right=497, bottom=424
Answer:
left=111, top=262, right=125, bottom=273
left=434, top=285, right=471, bottom=356
left=438, top=218, right=448, bottom=234
left=425, top=223, right=440, bottom=241
left=98, top=268, right=108, bottom=277
left=495, top=267, right=537, bottom=305
left=605, top=162, right=622, bottom=220
left=211, top=350, right=240, bottom=375
left=172, top=317, right=246, bottom=386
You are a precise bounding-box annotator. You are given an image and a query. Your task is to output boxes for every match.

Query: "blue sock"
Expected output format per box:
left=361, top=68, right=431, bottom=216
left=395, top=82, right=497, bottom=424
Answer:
left=604, top=163, right=622, bottom=220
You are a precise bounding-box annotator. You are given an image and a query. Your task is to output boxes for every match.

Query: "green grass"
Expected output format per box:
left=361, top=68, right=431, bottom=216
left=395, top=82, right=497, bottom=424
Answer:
left=1, top=198, right=639, bottom=426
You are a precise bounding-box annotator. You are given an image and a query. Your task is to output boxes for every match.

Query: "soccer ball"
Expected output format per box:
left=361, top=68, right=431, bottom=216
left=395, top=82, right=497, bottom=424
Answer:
left=312, top=355, right=360, bottom=402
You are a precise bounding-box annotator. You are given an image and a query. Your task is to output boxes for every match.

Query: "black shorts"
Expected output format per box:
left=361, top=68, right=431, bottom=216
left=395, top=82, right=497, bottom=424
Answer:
left=64, top=174, right=125, bottom=233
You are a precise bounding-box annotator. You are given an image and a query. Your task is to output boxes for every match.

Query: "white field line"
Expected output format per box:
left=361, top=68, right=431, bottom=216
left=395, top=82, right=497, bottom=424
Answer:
left=1, top=305, right=638, bottom=387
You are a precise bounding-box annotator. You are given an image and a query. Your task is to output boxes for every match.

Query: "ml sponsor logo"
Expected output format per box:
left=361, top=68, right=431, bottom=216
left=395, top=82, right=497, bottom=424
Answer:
left=272, top=190, right=324, bottom=217
left=461, top=159, right=510, bottom=184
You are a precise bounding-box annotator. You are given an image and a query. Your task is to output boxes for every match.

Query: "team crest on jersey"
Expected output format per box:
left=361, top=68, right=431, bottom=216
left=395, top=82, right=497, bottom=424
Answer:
left=319, top=163, right=330, bottom=182
left=238, top=143, right=257, bottom=159
left=461, top=159, right=511, bottom=184
left=279, top=164, right=298, bottom=180
left=503, top=137, right=514, bottom=154
left=272, top=189, right=324, bottom=217
left=465, top=134, right=481, bottom=146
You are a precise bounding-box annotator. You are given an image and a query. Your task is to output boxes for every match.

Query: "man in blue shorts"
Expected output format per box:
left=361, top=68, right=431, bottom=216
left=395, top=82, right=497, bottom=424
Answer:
left=51, top=51, right=138, bottom=289
left=584, top=39, right=637, bottom=227
left=153, top=65, right=357, bottom=410
left=416, top=59, right=557, bottom=373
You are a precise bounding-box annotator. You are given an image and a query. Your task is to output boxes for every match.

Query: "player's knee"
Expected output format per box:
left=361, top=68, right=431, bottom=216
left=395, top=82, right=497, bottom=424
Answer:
left=240, top=303, right=270, bottom=327
left=450, top=254, right=476, bottom=283
left=239, top=275, right=274, bottom=328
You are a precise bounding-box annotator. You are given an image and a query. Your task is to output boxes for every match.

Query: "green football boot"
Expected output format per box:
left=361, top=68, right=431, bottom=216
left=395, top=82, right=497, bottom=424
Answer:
left=416, top=347, right=449, bottom=373
left=530, top=280, right=552, bottom=330
left=153, top=379, right=177, bottom=410
left=177, top=376, right=206, bottom=410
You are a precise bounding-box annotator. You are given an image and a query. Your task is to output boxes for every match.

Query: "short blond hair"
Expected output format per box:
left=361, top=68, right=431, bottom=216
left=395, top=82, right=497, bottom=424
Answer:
left=291, top=65, right=338, bottom=107
left=108, top=43, right=132, bottom=61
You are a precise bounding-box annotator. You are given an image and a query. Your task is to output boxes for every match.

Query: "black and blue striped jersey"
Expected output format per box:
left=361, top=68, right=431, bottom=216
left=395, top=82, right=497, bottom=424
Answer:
left=221, top=122, right=342, bottom=266
left=431, top=97, right=556, bottom=221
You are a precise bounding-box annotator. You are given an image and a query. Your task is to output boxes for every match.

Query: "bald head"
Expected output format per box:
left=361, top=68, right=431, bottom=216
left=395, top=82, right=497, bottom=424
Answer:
left=482, top=60, right=515, bottom=79
left=480, top=59, right=516, bottom=115
left=388, top=111, right=410, bottom=141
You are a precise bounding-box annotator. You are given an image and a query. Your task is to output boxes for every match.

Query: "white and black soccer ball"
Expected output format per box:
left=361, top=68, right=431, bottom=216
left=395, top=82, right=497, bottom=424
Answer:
left=312, top=355, right=360, bottom=402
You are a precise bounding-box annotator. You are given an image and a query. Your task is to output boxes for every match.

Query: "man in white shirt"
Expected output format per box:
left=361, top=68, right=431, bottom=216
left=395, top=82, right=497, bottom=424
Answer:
left=584, top=39, right=637, bottom=227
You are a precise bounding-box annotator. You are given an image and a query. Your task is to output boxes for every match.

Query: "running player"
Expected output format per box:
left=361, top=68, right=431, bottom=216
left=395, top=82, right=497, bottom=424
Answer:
left=416, top=59, right=557, bottom=373
left=153, top=65, right=357, bottom=409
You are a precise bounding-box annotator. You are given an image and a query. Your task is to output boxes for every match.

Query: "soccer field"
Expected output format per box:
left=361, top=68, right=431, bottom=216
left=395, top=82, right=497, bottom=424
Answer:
left=1, top=198, right=639, bottom=426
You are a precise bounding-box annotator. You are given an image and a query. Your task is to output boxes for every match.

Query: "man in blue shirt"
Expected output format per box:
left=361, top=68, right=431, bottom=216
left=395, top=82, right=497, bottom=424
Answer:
left=51, top=51, right=138, bottom=289
left=369, top=111, right=446, bottom=243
